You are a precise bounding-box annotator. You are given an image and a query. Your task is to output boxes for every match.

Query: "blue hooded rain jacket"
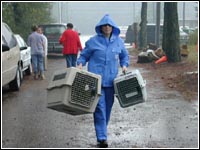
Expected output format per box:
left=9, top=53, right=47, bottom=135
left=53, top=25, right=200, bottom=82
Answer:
left=77, top=14, right=130, bottom=143
left=77, top=14, right=129, bottom=87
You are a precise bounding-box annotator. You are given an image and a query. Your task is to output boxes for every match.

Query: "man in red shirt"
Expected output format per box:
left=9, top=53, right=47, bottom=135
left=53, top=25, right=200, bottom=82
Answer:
left=59, top=23, right=82, bottom=67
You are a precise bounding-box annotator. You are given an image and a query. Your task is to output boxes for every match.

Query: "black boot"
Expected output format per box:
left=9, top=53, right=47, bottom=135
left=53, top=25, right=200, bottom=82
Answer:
left=97, top=140, right=108, bottom=148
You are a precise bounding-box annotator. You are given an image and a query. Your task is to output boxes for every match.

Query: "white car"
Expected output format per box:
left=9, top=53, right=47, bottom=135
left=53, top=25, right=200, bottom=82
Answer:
left=2, top=22, right=22, bottom=91
left=179, top=28, right=189, bottom=45
left=119, top=26, right=128, bottom=41
left=14, top=34, right=32, bottom=79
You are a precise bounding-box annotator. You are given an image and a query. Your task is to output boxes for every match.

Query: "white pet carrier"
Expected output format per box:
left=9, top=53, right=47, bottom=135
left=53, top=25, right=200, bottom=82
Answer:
left=47, top=67, right=101, bottom=115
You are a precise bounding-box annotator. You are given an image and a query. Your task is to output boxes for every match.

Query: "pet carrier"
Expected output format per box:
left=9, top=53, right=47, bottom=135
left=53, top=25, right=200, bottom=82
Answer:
left=47, top=67, right=101, bottom=115
left=114, top=69, right=147, bottom=108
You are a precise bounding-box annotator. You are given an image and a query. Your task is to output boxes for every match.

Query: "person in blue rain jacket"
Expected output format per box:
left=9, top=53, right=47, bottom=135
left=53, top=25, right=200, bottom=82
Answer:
left=77, top=14, right=129, bottom=148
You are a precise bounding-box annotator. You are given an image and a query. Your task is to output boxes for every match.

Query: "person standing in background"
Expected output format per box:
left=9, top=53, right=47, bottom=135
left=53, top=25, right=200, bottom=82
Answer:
left=59, top=23, right=82, bottom=67
left=27, top=25, right=45, bottom=80
left=38, top=26, right=48, bottom=71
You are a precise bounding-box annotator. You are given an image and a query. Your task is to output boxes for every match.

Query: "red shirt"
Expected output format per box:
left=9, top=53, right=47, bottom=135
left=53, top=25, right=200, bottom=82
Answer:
left=59, top=29, right=82, bottom=54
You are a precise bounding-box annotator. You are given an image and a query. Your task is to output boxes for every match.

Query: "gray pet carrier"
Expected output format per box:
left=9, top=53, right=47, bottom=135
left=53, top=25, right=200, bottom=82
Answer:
left=114, top=69, right=147, bottom=108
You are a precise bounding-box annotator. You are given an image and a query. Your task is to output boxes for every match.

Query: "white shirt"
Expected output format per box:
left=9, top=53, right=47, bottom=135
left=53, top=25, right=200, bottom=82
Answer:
left=42, top=34, right=48, bottom=56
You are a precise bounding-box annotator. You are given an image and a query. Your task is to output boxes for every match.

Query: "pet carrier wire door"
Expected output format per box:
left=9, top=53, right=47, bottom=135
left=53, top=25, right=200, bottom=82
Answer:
left=47, top=67, right=101, bottom=115
left=114, top=69, right=147, bottom=108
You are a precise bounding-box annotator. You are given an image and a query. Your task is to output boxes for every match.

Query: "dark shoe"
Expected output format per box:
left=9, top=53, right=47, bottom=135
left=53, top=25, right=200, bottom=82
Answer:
left=34, top=74, right=38, bottom=80
left=97, top=140, right=108, bottom=148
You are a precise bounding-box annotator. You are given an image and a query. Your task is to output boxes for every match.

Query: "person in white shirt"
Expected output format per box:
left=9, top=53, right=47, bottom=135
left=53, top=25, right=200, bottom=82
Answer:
left=38, top=27, right=48, bottom=70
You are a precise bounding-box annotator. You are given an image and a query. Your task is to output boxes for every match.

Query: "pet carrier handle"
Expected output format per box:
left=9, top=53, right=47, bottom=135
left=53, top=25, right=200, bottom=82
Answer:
left=140, top=80, right=146, bottom=88
left=123, top=70, right=126, bottom=75
left=121, top=71, right=132, bottom=76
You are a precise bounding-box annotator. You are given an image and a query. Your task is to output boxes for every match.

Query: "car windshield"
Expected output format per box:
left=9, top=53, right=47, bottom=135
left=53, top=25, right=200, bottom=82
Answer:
left=2, top=23, right=17, bottom=48
left=43, top=25, right=66, bottom=35
left=15, top=35, right=27, bottom=47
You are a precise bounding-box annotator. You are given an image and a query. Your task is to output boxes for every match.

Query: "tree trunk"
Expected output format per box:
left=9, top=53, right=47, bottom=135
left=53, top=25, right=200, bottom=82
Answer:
left=162, top=2, right=181, bottom=62
left=139, top=2, right=147, bottom=50
left=12, top=3, right=22, bottom=25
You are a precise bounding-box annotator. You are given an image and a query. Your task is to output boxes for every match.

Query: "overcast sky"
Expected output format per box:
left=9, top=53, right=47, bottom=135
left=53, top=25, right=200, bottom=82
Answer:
left=50, top=2, right=198, bottom=35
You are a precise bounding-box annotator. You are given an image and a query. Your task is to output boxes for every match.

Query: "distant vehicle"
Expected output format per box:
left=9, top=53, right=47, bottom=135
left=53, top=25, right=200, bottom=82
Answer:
left=143, top=23, right=189, bottom=46
left=39, top=23, right=67, bottom=54
left=79, top=35, right=92, bottom=48
left=179, top=26, right=195, bottom=34
left=14, top=34, right=32, bottom=79
left=2, top=22, right=22, bottom=91
left=125, top=25, right=134, bottom=45
left=179, top=28, right=189, bottom=44
left=39, top=23, right=81, bottom=54
left=125, top=23, right=189, bottom=46
left=119, top=26, right=128, bottom=41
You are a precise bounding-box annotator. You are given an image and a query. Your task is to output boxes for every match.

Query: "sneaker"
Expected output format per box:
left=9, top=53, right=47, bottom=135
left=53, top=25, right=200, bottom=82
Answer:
left=41, top=74, right=46, bottom=80
left=97, top=140, right=108, bottom=148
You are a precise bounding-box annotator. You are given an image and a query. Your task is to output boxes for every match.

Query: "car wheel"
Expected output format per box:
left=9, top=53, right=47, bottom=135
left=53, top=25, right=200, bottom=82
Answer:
left=19, top=64, right=23, bottom=81
left=25, top=64, right=32, bottom=75
left=9, top=66, right=21, bottom=91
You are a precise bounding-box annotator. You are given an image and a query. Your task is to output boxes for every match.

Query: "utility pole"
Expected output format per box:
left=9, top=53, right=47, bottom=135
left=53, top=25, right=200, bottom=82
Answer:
left=183, top=2, right=185, bottom=27
left=59, top=2, right=62, bottom=23
left=133, top=2, right=135, bottom=21
left=66, top=2, right=69, bottom=22
left=155, top=2, right=161, bottom=47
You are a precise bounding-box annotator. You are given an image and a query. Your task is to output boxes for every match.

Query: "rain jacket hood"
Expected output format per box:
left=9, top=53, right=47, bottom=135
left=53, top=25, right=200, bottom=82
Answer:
left=95, top=14, right=120, bottom=36
left=77, top=14, right=129, bottom=87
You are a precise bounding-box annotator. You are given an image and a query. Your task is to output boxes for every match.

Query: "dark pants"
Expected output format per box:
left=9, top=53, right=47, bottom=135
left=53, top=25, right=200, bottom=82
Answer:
left=65, top=54, right=77, bottom=68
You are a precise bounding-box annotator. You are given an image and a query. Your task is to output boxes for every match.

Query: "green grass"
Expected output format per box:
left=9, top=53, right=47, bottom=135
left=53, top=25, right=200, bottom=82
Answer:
left=187, top=44, right=198, bottom=64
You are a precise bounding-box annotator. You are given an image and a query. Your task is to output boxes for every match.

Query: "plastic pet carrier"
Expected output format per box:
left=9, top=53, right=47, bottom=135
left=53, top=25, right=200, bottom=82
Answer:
left=114, top=69, right=147, bottom=108
left=47, top=67, right=101, bottom=115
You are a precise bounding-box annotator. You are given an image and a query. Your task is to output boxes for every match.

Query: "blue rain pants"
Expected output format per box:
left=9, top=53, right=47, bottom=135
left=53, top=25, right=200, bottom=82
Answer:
left=93, top=87, right=114, bottom=142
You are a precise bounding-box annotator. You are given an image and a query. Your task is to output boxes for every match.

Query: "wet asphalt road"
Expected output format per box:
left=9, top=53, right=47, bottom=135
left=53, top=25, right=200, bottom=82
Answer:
left=2, top=54, right=199, bottom=148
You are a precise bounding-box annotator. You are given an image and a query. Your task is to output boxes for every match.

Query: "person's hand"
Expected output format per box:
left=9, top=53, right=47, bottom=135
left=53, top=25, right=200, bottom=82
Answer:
left=77, top=63, right=82, bottom=69
left=122, top=66, right=127, bottom=74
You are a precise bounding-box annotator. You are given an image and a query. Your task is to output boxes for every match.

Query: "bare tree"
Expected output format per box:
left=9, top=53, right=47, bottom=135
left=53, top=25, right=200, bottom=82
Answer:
left=139, top=2, right=147, bottom=50
left=162, top=2, right=181, bottom=62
